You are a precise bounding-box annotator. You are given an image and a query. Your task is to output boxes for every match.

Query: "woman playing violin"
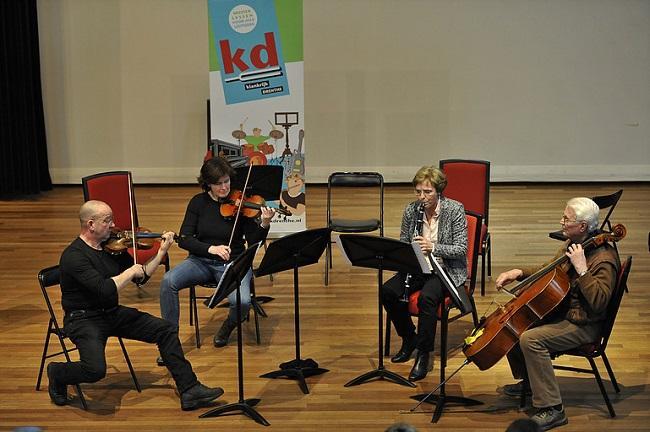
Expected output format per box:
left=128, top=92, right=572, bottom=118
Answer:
left=496, top=197, right=620, bottom=431
left=159, top=157, right=275, bottom=352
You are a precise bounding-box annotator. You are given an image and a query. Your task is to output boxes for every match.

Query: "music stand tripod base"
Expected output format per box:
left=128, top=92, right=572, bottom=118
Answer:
left=344, top=366, right=415, bottom=388
left=199, top=398, right=269, bottom=426
left=260, top=358, right=329, bottom=395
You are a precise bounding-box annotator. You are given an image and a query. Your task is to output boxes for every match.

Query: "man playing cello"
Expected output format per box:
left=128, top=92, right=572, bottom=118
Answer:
left=495, top=197, right=620, bottom=431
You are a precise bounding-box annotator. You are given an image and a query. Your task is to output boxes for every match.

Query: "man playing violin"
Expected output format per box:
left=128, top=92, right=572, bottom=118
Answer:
left=381, top=166, right=467, bottom=382
left=159, top=157, right=275, bottom=352
left=48, top=200, right=224, bottom=410
left=496, top=197, right=620, bottom=431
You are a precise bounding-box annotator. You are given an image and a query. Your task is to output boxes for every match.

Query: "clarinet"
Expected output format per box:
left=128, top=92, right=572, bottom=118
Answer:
left=401, top=202, right=426, bottom=302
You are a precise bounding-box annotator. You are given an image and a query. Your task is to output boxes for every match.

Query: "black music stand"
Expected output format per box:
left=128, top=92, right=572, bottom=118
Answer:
left=337, top=234, right=423, bottom=388
left=200, top=242, right=270, bottom=426
left=256, top=228, right=330, bottom=394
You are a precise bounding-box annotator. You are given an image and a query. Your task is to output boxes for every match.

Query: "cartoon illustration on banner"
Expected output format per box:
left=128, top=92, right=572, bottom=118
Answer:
left=208, top=0, right=305, bottom=233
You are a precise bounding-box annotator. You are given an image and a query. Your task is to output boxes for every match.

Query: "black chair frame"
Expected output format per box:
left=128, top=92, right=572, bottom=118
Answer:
left=36, top=265, right=141, bottom=410
left=325, top=172, right=384, bottom=286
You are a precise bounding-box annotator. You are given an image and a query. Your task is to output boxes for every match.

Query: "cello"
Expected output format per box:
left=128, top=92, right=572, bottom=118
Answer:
left=463, top=224, right=626, bottom=371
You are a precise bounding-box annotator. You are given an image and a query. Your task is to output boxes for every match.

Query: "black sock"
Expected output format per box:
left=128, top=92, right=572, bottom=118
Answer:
left=552, top=403, right=563, bottom=411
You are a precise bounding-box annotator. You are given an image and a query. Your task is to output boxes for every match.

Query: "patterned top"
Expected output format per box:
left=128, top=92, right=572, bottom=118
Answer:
left=400, top=196, right=468, bottom=287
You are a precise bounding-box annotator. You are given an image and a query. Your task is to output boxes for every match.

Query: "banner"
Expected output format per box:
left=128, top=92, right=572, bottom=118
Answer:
left=208, top=0, right=305, bottom=234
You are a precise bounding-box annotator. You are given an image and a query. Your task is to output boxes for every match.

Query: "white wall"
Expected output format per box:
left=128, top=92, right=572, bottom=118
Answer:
left=38, top=0, right=650, bottom=183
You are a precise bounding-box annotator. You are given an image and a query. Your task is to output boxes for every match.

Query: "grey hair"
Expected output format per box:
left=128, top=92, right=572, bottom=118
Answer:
left=567, top=197, right=599, bottom=232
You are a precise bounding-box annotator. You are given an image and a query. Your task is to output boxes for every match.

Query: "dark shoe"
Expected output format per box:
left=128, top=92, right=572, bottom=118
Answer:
left=47, top=363, right=68, bottom=406
left=156, top=356, right=165, bottom=367
left=181, top=382, right=225, bottom=411
left=213, top=319, right=237, bottom=347
left=503, top=381, right=532, bottom=397
left=531, top=406, right=568, bottom=431
left=408, top=351, right=432, bottom=382
left=391, top=336, right=417, bottom=363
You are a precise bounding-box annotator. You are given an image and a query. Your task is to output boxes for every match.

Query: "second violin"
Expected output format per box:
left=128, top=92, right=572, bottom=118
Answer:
left=220, top=189, right=291, bottom=218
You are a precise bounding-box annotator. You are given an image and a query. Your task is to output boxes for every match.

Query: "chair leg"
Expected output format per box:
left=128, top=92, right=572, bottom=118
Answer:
left=588, top=357, right=616, bottom=417
left=118, top=337, right=141, bottom=392
left=75, top=384, right=89, bottom=410
left=36, top=325, right=53, bottom=390
left=190, top=287, right=201, bottom=349
left=324, top=240, right=331, bottom=286
left=253, top=300, right=261, bottom=345
left=469, top=296, right=479, bottom=328
left=600, top=353, right=620, bottom=393
left=189, top=286, right=195, bottom=326
left=487, top=236, right=492, bottom=277
left=480, top=249, right=487, bottom=296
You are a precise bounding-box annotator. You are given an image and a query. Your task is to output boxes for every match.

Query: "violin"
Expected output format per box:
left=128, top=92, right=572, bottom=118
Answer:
left=220, top=189, right=291, bottom=218
left=104, top=227, right=179, bottom=255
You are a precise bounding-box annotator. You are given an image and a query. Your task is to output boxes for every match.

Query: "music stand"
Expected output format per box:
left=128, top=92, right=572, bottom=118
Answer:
left=337, top=234, right=430, bottom=388
left=256, top=228, right=330, bottom=394
left=200, top=242, right=270, bottom=426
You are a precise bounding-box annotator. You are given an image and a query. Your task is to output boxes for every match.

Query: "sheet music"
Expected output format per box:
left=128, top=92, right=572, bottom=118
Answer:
left=335, top=235, right=353, bottom=266
left=207, top=261, right=235, bottom=308
left=411, top=242, right=433, bottom=274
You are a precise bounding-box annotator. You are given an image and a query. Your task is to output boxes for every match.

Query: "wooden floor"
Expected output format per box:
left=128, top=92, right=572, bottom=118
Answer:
left=1, top=183, right=649, bottom=431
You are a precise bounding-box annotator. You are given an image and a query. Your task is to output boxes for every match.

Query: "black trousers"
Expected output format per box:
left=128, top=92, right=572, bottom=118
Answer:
left=381, top=273, right=445, bottom=352
left=50, top=305, right=198, bottom=394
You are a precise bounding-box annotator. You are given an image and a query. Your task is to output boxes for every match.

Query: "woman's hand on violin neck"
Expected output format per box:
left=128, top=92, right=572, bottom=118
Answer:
left=260, top=207, right=276, bottom=228
left=208, top=245, right=231, bottom=261
left=495, top=269, right=523, bottom=290
left=159, top=231, right=175, bottom=254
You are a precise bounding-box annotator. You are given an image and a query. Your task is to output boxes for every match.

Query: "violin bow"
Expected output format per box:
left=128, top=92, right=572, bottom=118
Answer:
left=127, top=171, right=138, bottom=265
left=227, top=163, right=254, bottom=249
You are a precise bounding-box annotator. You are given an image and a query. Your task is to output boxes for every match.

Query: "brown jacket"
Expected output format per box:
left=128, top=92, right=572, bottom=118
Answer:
left=518, top=241, right=619, bottom=325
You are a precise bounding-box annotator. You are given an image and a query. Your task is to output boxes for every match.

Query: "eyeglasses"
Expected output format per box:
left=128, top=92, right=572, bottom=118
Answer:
left=560, top=216, right=582, bottom=226
left=414, top=189, right=436, bottom=196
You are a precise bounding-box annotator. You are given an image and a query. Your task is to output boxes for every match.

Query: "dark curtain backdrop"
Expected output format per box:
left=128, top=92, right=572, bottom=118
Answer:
left=0, top=0, right=52, bottom=197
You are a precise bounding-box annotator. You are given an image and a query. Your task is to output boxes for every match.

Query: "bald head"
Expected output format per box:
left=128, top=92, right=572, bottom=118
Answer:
left=79, top=200, right=112, bottom=227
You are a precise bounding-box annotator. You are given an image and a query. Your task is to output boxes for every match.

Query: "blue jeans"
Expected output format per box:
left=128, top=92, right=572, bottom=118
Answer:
left=160, top=255, right=252, bottom=331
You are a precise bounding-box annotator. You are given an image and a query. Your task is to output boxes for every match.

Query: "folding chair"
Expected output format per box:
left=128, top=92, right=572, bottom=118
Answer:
left=439, top=160, right=491, bottom=296
left=35, top=265, right=141, bottom=410
left=82, top=171, right=170, bottom=271
left=325, top=172, right=384, bottom=285
left=549, top=255, right=631, bottom=417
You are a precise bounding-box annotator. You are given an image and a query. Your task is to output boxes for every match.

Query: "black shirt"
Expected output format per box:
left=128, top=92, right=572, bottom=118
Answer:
left=178, top=192, right=269, bottom=262
left=59, top=237, right=132, bottom=313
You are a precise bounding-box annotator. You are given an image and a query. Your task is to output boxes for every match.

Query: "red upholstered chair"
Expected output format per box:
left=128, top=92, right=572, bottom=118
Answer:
left=82, top=171, right=169, bottom=271
left=439, top=159, right=491, bottom=296
left=546, top=255, right=631, bottom=418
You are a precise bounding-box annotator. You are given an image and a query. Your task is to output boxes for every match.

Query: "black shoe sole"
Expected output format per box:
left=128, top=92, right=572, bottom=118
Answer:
left=181, top=388, right=225, bottom=411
